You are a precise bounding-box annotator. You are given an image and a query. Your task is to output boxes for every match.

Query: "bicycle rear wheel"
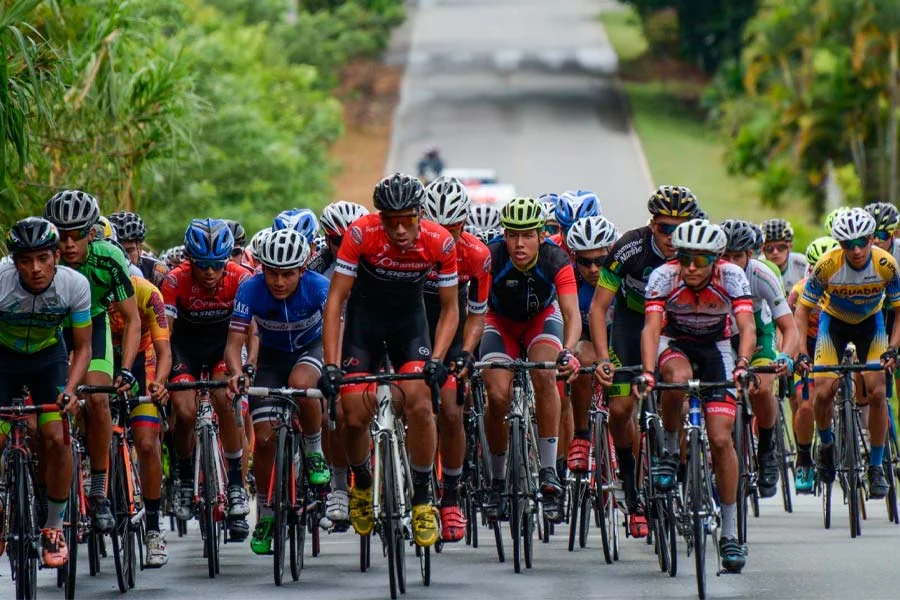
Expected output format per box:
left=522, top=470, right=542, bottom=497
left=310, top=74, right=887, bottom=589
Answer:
left=200, top=429, right=220, bottom=578
left=688, top=429, right=707, bottom=600
left=11, top=458, right=38, bottom=600
left=273, top=426, right=290, bottom=586
left=507, top=422, right=522, bottom=573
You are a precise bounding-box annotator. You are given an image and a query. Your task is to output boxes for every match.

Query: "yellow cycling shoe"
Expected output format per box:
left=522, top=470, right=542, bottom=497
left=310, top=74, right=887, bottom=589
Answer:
left=411, top=503, right=440, bottom=548
left=349, top=486, right=374, bottom=536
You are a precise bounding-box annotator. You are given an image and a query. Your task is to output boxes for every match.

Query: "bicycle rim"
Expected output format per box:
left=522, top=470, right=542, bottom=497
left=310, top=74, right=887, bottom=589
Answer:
left=885, top=441, right=899, bottom=524
left=201, top=430, right=219, bottom=579
left=508, top=423, right=522, bottom=573
left=273, top=427, right=289, bottom=585
left=11, top=458, right=35, bottom=600
left=689, top=430, right=707, bottom=600
left=665, top=493, right=678, bottom=577
left=419, top=544, right=431, bottom=586
left=594, top=416, right=613, bottom=564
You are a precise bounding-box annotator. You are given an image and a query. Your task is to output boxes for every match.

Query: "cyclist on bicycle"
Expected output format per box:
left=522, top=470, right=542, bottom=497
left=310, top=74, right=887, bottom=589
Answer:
left=786, top=236, right=839, bottom=493
left=422, top=175, right=492, bottom=542
left=590, top=185, right=699, bottom=538
left=641, top=218, right=756, bottom=572
left=466, top=203, right=501, bottom=237
left=309, top=201, right=369, bottom=279
left=161, top=218, right=254, bottom=540
left=721, top=219, right=800, bottom=498
left=273, top=208, right=320, bottom=246
left=225, top=228, right=332, bottom=555
left=416, top=146, right=444, bottom=184
left=320, top=173, right=459, bottom=548
left=480, top=197, right=581, bottom=523
left=794, top=208, right=900, bottom=499
left=108, top=211, right=169, bottom=287
left=0, top=218, right=93, bottom=567
left=44, top=190, right=142, bottom=536
left=761, top=218, right=807, bottom=292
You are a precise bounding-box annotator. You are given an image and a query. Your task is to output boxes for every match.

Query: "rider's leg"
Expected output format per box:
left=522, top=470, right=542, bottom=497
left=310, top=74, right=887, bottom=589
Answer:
left=288, top=361, right=330, bottom=486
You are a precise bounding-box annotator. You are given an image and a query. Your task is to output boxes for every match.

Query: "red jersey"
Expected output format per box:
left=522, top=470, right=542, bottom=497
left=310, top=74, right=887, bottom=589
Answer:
left=549, top=232, right=571, bottom=258
left=424, top=230, right=491, bottom=315
left=335, top=214, right=458, bottom=311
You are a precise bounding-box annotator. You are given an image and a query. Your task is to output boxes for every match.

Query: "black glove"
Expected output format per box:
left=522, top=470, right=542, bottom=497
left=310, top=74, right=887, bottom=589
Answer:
left=116, top=368, right=138, bottom=396
left=423, top=357, right=449, bottom=388
left=450, top=350, right=474, bottom=375
left=319, top=364, right=343, bottom=398
left=241, top=363, right=256, bottom=381
left=882, top=347, right=898, bottom=365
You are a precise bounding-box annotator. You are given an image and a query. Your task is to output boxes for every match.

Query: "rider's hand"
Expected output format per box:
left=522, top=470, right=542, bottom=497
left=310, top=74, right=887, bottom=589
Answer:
left=242, top=363, right=256, bottom=381
left=149, top=381, right=169, bottom=406
left=557, top=349, right=581, bottom=384
left=882, top=347, right=898, bottom=371
left=594, top=359, right=615, bottom=387
left=733, top=358, right=750, bottom=390
left=448, top=350, right=474, bottom=380
left=423, top=358, right=449, bottom=388
left=319, top=364, right=343, bottom=398
left=775, top=352, right=793, bottom=377
left=226, top=374, right=246, bottom=398
left=633, top=371, right=656, bottom=396
left=115, top=368, right=138, bottom=396
left=58, top=387, right=78, bottom=413
left=794, top=353, right=812, bottom=376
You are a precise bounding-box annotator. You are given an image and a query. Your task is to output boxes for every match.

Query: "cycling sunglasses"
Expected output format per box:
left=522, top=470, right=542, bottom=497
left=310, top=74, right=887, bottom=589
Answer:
left=58, top=227, right=93, bottom=242
left=575, top=256, right=606, bottom=267
left=192, top=259, right=227, bottom=271
left=874, top=229, right=893, bottom=242
left=655, top=222, right=680, bottom=236
left=839, top=236, right=871, bottom=250
left=676, top=252, right=717, bottom=268
left=381, top=214, right=419, bottom=229
left=763, top=242, right=790, bottom=253
left=543, top=223, right=560, bottom=235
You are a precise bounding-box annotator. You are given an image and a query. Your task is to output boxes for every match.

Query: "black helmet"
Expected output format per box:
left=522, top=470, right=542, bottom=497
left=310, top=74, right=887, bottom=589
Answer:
left=108, top=211, right=146, bottom=241
left=865, top=202, right=900, bottom=232
left=223, top=219, right=247, bottom=248
left=6, top=217, right=60, bottom=255
left=373, top=173, right=425, bottom=212
left=721, top=219, right=757, bottom=252
left=647, top=185, right=698, bottom=218
left=762, top=218, right=794, bottom=242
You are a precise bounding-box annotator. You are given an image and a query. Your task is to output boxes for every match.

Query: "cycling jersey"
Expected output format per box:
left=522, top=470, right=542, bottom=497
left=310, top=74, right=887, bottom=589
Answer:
left=230, top=271, right=329, bottom=352
left=138, top=254, right=169, bottom=288
left=645, top=260, right=753, bottom=343
left=778, top=252, right=808, bottom=293
left=424, top=230, right=491, bottom=319
left=576, top=273, right=594, bottom=341
left=487, top=240, right=576, bottom=322
left=109, top=276, right=168, bottom=354
left=598, top=226, right=666, bottom=315
left=66, top=240, right=135, bottom=317
left=0, top=262, right=91, bottom=353
left=548, top=232, right=571, bottom=257
left=799, top=247, right=900, bottom=325
left=307, top=247, right=337, bottom=280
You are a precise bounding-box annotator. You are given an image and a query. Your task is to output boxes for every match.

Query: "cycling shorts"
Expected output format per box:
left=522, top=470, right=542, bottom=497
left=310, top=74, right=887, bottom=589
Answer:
left=608, top=307, right=643, bottom=397
left=814, top=312, right=887, bottom=379
left=64, top=313, right=113, bottom=378
left=481, top=302, right=563, bottom=362
left=657, top=337, right=736, bottom=419
left=170, top=343, right=228, bottom=382
left=730, top=319, right=776, bottom=363
left=251, top=344, right=324, bottom=425
left=0, top=343, right=67, bottom=431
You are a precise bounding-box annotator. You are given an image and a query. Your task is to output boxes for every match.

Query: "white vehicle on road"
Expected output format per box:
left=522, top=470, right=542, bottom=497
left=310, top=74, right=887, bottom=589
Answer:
left=442, top=168, right=516, bottom=207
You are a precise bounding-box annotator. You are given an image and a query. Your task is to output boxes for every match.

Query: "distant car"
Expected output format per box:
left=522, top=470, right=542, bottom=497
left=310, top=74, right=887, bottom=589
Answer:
left=442, top=168, right=516, bottom=206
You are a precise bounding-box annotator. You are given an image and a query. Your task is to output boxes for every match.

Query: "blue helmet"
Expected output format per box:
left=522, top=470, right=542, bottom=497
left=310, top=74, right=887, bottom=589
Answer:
left=574, top=191, right=601, bottom=220
left=184, top=218, right=234, bottom=261
left=273, top=208, right=319, bottom=244
left=553, top=193, right=577, bottom=231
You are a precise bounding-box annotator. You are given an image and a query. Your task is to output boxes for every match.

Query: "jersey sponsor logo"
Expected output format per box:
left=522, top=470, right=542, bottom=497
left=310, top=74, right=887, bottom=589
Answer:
left=342, top=356, right=360, bottom=367
left=234, top=300, right=250, bottom=315
left=483, top=255, right=491, bottom=272
left=614, top=238, right=643, bottom=263
left=441, top=236, right=455, bottom=255
left=418, top=346, right=429, bottom=356
left=255, top=313, right=322, bottom=332
left=829, top=285, right=884, bottom=297
left=374, top=256, right=432, bottom=270
left=374, top=267, right=426, bottom=280
left=349, top=225, right=363, bottom=245
left=149, top=293, right=167, bottom=328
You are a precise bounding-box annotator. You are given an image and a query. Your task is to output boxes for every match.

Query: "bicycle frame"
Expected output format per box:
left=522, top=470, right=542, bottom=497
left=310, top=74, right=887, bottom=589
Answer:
left=192, top=382, right=228, bottom=518
left=371, top=375, right=412, bottom=538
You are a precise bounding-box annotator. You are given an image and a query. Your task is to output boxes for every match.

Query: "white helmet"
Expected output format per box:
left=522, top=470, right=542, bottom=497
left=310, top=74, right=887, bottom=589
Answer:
left=467, top=204, right=501, bottom=232
left=475, top=227, right=503, bottom=245
left=313, top=234, right=328, bottom=252
left=831, top=207, right=876, bottom=242
left=249, top=228, right=271, bottom=259
left=672, top=219, right=727, bottom=255
left=566, top=216, right=617, bottom=252
left=257, top=228, right=310, bottom=269
left=320, top=201, right=368, bottom=236
left=424, top=176, right=470, bottom=226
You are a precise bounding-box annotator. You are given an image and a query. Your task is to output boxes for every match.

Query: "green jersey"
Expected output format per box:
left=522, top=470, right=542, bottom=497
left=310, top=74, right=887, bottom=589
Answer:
left=66, top=240, right=134, bottom=316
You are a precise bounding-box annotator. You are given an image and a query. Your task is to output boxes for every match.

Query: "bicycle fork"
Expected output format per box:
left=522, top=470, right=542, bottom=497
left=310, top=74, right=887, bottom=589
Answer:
left=371, top=382, right=410, bottom=536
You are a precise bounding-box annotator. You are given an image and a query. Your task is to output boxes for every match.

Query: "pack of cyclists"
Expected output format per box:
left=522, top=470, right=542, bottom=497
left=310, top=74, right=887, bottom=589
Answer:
left=4, top=176, right=900, bottom=593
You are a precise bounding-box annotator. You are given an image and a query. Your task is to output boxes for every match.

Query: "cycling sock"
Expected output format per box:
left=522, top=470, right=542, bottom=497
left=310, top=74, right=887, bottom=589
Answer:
left=145, top=497, right=161, bottom=532
left=817, top=428, right=834, bottom=446
left=178, top=458, right=193, bottom=483
left=758, top=426, right=774, bottom=454
left=333, top=466, right=349, bottom=492
left=664, top=429, right=680, bottom=455
left=574, top=429, right=590, bottom=440
left=303, top=431, right=323, bottom=455
left=441, top=467, right=462, bottom=506
left=90, top=469, right=107, bottom=498
left=411, top=465, right=433, bottom=505
left=870, top=445, right=885, bottom=467
left=45, top=497, right=67, bottom=530
left=224, top=451, right=243, bottom=487
left=538, top=437, right=558, bottom=470
left=350, top=457, right=372, bottom=489
left=797, top=444, right=812, bottom=466
left=490, top=452, right=507, bottom=481
left=721, top=502, right=737, bottom=539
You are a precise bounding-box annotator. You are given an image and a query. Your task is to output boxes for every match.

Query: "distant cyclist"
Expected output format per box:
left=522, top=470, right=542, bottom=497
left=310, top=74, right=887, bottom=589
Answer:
left=416, top=146, right=444, bottom=184
left=761, top=218, right=807, bottom=292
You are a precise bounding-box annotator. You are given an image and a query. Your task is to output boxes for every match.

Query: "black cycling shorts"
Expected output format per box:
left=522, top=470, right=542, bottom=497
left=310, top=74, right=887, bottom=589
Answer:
left=341, top=305, right=432, bottom=386
left=609, top=307, right=644, bottom=396
left=0, top=343, right=68, bottom=428
left=251, top=344, right=324, bottom=425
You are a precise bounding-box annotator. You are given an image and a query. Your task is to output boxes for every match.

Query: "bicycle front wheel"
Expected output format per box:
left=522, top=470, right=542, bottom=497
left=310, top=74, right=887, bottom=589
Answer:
left=109, top=445, right=135, bottom=593
left=688, top=429, right=707, bottom=600
left=594, top=413, right=616, bottom=564
left=381, top=440, right=401, bottom=600
left=844, top=399, right=862, bottom=538
left=507, top=421, right=522, bottom=573
left=776, top=402, right=794, bottom=513
left=273, top=426, right=290, bottom=586
left=200, top=429, right=220, bottom=578
left=11, top=457, right=38, bottom=600
left=61, top=444, right=82, bottom=597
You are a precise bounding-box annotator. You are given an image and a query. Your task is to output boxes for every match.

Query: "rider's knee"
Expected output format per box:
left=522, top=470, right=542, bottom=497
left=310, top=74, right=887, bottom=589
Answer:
left=133, top=429, right=160, bottom=459
left=707, top=426, right=733, bottom=455
left=41, top=422, right=68, bottom=452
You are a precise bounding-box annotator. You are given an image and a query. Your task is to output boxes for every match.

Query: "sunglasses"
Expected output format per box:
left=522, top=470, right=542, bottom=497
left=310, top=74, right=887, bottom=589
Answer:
left=543, top=224, right=560, bottom=235
left=676, top=252, right=717, bottom=268
left=575, top=256, right=606, bottom=267
left=192, top=259, right=227, bottom=271
left=381, top=214, right=419, bottom=229
left=874, top=230, right=892, bottom=241
left=656, top=222, right=680, bottom=236
left=58, top=228, right=92, bottom=242
left=763, top=242, right=790, bottom=253
left=839, top=236, right=871, bottom=250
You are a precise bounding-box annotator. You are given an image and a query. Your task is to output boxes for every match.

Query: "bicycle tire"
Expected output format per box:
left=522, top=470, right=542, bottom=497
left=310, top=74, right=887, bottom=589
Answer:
left=664, top=493, right=678, bottom=577
left=359, top=533, right=370, bottom=572
left=273, top=426, right=290, bottom=585
left=689, top=429, right=707, bottom=600
left=418, top=543, right=431, bottom=586
left=884, top=440, right=899, bottom=524
left=381, top=440, right=400, bottom=600
left=492, top=519, right=505, bottom=563
left=88, top=531, right=101, bottom=576
left=200, top=429, right=220, bottom=579
left=823, top=479, right=832, bottom=529
left=596, top=413, right=617, bottom=564
left=567, top=474, right=582, bottom=552
left=62, top=445, right=82, bottom=597
left=578, top=479, right=591, bottom=549
left=776, top=404, right=794, bottom=513
left=11, top=457, right=38, bottom=600
left=508, top=421, right=522, bottom=573
left=734, top=404, right=749, bottom=546
left=310, top=505, right=321, bottom=557
left=844, top=397, right=861, bottom=538
left=109, top=446, right=131, bottom=593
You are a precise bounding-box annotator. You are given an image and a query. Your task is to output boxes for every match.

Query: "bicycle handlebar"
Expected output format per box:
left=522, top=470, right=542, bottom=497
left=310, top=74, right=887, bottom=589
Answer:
left=472, top=360, right=559, bottom=371
left=165, top=380, right=229, bottom=392
left=77, top=385, right=154, bottom=403
left=0, top=403, right=64, bottom=416
left=327, top=371, right=440, bottom=427
left=800, top=362, right=893, bottom=400
left=246, top=387, right=324, bottom=399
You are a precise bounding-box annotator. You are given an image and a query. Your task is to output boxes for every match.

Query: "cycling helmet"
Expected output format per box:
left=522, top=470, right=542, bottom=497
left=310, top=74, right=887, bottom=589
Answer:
left=93, top=216, right=116, bottom=242
left=6, top=217, right=60, bottom=255
left=830, top=207, right=876, bottom=242
left=257, top=228, right=310, bottom=269
left=223, top=219, right=247, bottom=248
left=475, top=228, right=503, bottom=245
left=43, top=190, right=100, bottom=231
left=249, top=228, right=271, bottom=259
left=721, top=219, right=757, bottom=253
left=762, top=218, right=794, bottom=242
left=552, top=194, right=577, bottom=230
left=424, top=175, right=471, bottom=226
left=672, top=219, right=727, bottom=255
left=320, top=201, right=369, bottom=236
left=313, top=234, right=328, bottom=252
left=273, top=208, right=319, bottom=244
left=865, top=202, right=900, bottom=232
left=573, top=192, right=601, bottom=220
left=647, top=185, right=698, bottom=218
left=500, top=197, right=545, bottom=231
left=467, top=204, right=501, bottom=232
left=161, top=245, right=187, bottom=268
left=749, top=223, right=764, bottom=254
left=108, top=211, right=146, bottom=241
left=823, top=207, right=849, bottom=234
left=805, top=236, right=839, bottom=265
left=566, top=216, right=617, bottom=252
left=184, top=218, right=234, bottom=261
left=373, top=172, right=425, bottom=212
left=693, top=207, right=709, bottom=221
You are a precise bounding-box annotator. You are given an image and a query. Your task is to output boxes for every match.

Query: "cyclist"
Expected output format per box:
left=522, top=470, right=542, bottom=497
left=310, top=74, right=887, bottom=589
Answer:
left=224, top=228, right=332, bottom=555
left=547, top=192, right=600, bottom=256
left=795, top=208, right=900, bottom=499
left=761, top=218, right=808, bottom=292
left=161, top=218, right=253, bottom=540
left=466, top=203, right=501, bottom=236
left=108, top=211, right=169, bottom=287
left=538, top=194, right=560, bottom=238
left=160, top=245, right=187, bottom=269
left=721, top=220, right=800, bottom=498
left=44, top=190, right=141, bottom=535
left=0, top=218, right=93, bottom=567
left=590, top=185, right=699, bottom=538
left=416, top=146, right=444, bottom=184
left=786, top=236, right=839, bottom=493
left=309, top=200, right=369, bottom=279
left=422, top=175, right=491, bottom=542
left=642, top=219, right=756, bottom=573
left=480, top=197, right=581, bottom=523
left=223, top=219, right=249, bottom=265
left=320, top=173, right=459, bottom=548
left=273, top=208, right=320, bottom=245
left=824, top=207, right=849, bottom=236
left=107, top=273, right=172, bottom=566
